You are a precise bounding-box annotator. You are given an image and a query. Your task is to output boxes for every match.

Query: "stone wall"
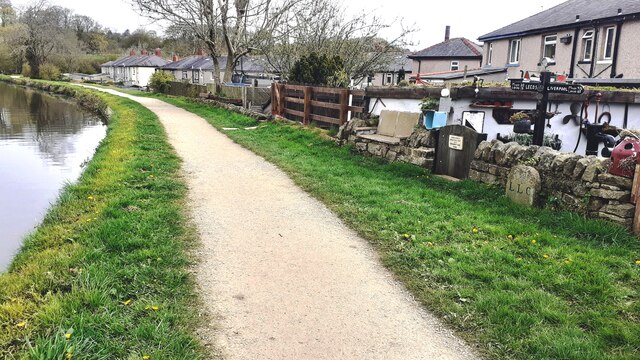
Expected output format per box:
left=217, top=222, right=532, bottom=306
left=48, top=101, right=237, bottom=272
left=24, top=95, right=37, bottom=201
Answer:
left=469, top=140, right=635, bottom=227
left=336, top=119, right=437, bottom=168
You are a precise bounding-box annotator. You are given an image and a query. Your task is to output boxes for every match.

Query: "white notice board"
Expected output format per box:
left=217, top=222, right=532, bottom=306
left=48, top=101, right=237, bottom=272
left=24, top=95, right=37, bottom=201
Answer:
left=463, top=111, right=485, bottom=133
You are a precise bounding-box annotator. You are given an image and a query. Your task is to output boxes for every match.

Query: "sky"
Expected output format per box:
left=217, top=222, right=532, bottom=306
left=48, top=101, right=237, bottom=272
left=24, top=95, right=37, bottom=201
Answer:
left=11, top=0, right=568, bottom=50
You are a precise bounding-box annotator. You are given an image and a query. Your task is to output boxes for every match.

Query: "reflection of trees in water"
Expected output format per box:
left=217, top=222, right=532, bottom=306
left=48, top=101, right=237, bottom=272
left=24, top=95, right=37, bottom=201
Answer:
left=0, top=83, right=104, bottom=165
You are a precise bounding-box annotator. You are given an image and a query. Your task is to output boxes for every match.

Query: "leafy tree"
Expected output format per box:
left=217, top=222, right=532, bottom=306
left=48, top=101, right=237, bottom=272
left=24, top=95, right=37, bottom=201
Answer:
left=289, top=52, right=347, bottom=87
left=149, top=70, right=174, bottom=93
left=39, top=63, right=60, bottom=80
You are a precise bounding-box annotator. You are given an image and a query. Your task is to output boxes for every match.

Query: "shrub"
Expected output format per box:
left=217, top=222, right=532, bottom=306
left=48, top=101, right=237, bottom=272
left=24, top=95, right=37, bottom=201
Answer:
left=21, top=63, right=31, bottom=78
left=39, top=63, right=61, bottom=81
left=397, top=79, right=410, bottom=87
left=149, top=71, right=174, bottom=93
left=419, top=97, right=439, bottom=112
left=289, top=53, right=347, bottom=87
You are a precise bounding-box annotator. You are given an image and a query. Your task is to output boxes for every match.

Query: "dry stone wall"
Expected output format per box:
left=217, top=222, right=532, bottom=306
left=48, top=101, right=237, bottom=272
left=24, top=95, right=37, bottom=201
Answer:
left=337, top=119, right=437, bottom=168
left=469, top=140, right=635, bottom=227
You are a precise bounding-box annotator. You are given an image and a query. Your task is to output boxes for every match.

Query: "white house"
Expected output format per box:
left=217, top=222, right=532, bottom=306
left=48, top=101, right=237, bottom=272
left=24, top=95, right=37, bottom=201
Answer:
left=101, top=49, right=169, bottom=87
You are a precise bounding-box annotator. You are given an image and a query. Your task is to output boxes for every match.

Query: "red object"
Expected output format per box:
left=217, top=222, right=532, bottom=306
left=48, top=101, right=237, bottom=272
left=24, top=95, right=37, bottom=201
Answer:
left=609, top=138, right=640, bottom=178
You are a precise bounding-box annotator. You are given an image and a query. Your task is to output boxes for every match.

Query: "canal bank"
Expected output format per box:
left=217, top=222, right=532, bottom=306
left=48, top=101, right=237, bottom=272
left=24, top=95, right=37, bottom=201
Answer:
left=0, top=82, right=106, bottom=271
left=0, top=77, right=205, bottom=359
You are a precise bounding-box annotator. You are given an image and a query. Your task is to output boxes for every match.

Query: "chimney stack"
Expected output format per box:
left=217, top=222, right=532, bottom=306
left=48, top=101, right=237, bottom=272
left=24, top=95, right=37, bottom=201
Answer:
left=155, top=48, right=162, bottom=57
left=445, top=26, right=451, bottom=41
left=196, top=48, right=205, bottom=56
left=130, top=49, right=136, bottom=56
left=172, top=54, right=179, bottom=62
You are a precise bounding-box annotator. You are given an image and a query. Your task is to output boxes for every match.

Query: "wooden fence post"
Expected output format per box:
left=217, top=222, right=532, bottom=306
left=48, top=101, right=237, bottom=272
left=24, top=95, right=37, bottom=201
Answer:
left=271, top=84, right=279, bottom=116
left=303, top=86, right=312, bottom=125
left=278, top=84, right=286, bottom=117
left=632, top=165, right=640, bottom=235
left=339, top=89, right=349, bottom=125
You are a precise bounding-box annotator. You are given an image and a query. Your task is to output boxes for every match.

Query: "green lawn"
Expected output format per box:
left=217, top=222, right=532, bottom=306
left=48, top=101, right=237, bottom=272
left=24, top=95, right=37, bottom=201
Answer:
left=0, top=82, right=205, bottom=359
left=148, top=94, right=640, bottom=360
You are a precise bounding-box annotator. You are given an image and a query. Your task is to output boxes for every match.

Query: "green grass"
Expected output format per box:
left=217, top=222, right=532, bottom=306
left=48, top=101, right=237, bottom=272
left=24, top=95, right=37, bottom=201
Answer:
left=143, top=94, right=640, bottom=360
left=0, top=85, right=205, bottom=359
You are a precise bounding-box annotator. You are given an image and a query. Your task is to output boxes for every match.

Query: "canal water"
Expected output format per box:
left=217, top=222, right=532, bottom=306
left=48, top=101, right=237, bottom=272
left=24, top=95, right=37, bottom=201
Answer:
left=0, top=82, right=106, bottom=272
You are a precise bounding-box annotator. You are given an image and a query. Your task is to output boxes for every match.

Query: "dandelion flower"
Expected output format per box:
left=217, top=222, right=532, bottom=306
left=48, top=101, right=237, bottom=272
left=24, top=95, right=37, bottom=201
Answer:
left=517, top=257, right=523, bottom=261
left=472, top=228, right=479, bottom=234
left=66, top=353, right=72, bottom=359
left=17, top=322, right=26, bottom=328
left=122, top=299, right=132, bottom=306
left=87, top=196, right=94, bottom=200
left=427, top=242, right=433, bottom=247
left=531, top=240, right=537, bottom=245
left=507, top=235, right=513, bottom=240
left=65, top=333, right=72, bottom=340
left=636, top=260, right=640, bottom=265
left=151, top=306, right=159, bottom=311
left=143, top=356, right=150, bottom=360
left=543, top=254, right=549, bottom=259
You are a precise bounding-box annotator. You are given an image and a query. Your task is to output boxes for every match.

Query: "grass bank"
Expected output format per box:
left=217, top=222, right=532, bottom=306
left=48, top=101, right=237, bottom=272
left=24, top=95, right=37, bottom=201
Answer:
left=0, top=81, right=204, bottom=359
left=143, top=93, right=639, bottom=360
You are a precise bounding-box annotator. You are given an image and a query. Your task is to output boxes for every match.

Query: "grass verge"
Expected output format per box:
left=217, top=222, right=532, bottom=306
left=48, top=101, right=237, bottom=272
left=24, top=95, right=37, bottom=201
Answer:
left=142, top=93, right=640, bottom=360
left=0, top=83, right=204, bottom=359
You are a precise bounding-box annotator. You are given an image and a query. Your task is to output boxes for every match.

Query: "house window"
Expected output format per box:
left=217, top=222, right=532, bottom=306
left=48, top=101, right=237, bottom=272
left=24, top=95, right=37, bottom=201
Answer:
left=451, top=61, right=459, bottom=71
left=182, top=71, right=188, bottom=80
left=193, top=70, right=200, bottom=83
left=603, top=26, right=616, bottom=60
left=487, top=43, right=493, bottom=65
left=509, top=39, right=521, bottom=64
left=543, top=35, right=557, bottom=62
left=386, top=73, right=392, bottom=85
left=582, top=30, right=594, bottom=61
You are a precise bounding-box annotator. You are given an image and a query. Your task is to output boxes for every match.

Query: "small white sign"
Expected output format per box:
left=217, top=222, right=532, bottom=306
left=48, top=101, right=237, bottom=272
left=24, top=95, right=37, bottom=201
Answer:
left=449, top=135, right=464, bottom=151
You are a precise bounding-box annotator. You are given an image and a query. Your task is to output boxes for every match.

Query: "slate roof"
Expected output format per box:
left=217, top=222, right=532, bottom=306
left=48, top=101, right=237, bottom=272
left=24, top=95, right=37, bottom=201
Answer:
left=418, top=67, right=507, bottom=80
left=103, top=55, right=169, bottom=68
left=379, top=53, right=413, bottom=72
left=160, top=55, right=272, bottom=73
left=409, top=38, right=483, bottom=59
left=479, top=0, right=640, bottom=41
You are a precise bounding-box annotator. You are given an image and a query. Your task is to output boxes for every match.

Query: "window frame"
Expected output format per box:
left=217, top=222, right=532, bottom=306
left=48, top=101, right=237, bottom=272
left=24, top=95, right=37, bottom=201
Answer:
left=582, top=30, right=594, bottom=61
left=193, top=70, right=200, bottom=83
left=543, top=35, right=557, bottom=63
left=182, top=71, right=188, bottom=80
left=450, top=61, right=460, bottom=71
left=487, top=43, right=493, bottom=66
left=509, top=39, right=521, bottom=64
left=602, top=26, right=616, bottom=61
left=385, top=73, right=392, bottom=85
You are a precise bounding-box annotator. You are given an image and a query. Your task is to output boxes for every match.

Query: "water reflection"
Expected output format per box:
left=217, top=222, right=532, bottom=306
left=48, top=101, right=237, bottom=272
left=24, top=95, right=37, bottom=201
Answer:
left=0, top=82, right=106, bottom=271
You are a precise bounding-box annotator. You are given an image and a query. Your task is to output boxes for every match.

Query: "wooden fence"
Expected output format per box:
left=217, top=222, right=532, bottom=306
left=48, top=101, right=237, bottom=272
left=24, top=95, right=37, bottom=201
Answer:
left=272, top=84, right=365, bottom=126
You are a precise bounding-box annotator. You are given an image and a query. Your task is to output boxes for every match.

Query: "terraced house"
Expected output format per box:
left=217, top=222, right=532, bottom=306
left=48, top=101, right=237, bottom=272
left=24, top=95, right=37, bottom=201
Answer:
left=478, top=0, right=640, bottom=83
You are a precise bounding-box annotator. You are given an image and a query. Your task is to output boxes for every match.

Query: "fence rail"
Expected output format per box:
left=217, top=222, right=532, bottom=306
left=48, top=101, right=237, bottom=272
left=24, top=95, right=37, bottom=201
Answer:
left=272, top=84, right=365, bottom=126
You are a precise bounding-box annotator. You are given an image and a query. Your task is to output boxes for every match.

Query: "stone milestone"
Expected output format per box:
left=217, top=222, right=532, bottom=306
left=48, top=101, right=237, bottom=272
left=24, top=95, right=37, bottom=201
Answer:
left=506, top=165, right=541, bottom=207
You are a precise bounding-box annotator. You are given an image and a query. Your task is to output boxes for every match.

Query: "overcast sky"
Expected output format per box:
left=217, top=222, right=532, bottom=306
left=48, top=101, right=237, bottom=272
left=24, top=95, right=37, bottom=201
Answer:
left=12, top=0, right=568, bottom=50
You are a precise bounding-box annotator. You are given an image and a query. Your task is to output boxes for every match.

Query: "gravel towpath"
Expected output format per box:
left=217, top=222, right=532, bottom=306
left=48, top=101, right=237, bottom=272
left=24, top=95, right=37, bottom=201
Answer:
left=88, top=87, right=479, bottom=360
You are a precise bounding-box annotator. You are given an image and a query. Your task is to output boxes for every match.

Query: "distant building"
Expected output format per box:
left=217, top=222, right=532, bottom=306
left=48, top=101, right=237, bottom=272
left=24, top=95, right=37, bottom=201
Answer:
left=369, top=52, right=413, bottom=87
left=158, top=53, right=278, bottom=87
left=101, top=49, right=169, bottom=87
left=478, top=0, right=640, bottom=83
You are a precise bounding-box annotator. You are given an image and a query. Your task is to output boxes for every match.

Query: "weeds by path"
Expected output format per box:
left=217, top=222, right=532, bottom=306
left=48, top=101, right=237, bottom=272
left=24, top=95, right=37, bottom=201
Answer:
left=156, top=94, right=640, bottom=360
left=0, top=84, right=205, bottom=359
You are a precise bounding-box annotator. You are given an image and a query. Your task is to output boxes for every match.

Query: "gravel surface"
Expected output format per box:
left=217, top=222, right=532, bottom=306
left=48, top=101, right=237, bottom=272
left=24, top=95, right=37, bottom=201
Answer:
left=86, top=87, right=480, bottom=360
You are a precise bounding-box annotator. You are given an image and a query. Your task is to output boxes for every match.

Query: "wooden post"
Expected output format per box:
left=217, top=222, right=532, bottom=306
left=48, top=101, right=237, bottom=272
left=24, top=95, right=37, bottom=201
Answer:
left=271, top=84, right=279, bottom=116
left=278, top=84, right=286, bottom=117
left=303, top=86, right=312, bottom=125
left=339, top=89, right=349, bottom=125
left=632, top=165, right=640, bottom=235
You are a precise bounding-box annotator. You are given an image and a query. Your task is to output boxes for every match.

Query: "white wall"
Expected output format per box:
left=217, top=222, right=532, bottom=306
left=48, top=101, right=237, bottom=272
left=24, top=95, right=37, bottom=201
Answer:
left=368, top=96, right=640, bottom=157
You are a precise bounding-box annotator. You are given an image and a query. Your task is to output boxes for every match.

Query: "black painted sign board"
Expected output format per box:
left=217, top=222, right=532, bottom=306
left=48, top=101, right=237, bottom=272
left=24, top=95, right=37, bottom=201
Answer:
left=510, top=80, right=584, bottom=94
left=435, top=125, right=487, bottom=179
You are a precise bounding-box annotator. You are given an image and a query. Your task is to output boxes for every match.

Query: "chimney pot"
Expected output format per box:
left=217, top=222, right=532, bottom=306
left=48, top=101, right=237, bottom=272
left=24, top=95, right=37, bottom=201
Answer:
left=618, top=8, right=622, bottom=15
left=141, top=49, right=149, bottom=56
left=445, top=26, right=451, bottom=41
left=172, top=54, right=178, bottom=62
left=196, top=49, right=205, bottom=56
left=576, top=15, right=580, bottom=22
left=130, top=49, right=136, bottom=56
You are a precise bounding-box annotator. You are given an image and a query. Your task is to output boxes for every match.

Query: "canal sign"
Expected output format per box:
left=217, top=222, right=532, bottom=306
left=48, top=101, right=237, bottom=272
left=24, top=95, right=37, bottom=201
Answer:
left=510, top=79, right=584, bottom=94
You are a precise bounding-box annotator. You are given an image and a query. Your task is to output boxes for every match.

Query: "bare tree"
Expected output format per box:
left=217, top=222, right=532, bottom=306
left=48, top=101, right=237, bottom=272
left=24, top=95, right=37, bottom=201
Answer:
left=264, top=0, right=415, bottom=86
left=20, top=1, right=70, bottom=77
left=0, top=0, right=15, bottom=27
left=133, top=0, right=299, bottom=88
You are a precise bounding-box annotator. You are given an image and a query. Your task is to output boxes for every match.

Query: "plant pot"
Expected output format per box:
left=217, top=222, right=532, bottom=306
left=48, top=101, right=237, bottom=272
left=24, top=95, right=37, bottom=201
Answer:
left=513, top=119, right=532, bottom=134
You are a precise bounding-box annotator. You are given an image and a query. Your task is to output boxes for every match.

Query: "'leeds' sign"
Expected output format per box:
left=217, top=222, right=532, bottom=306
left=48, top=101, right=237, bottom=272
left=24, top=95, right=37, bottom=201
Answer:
left=511, top=80, right=584, bottom=95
